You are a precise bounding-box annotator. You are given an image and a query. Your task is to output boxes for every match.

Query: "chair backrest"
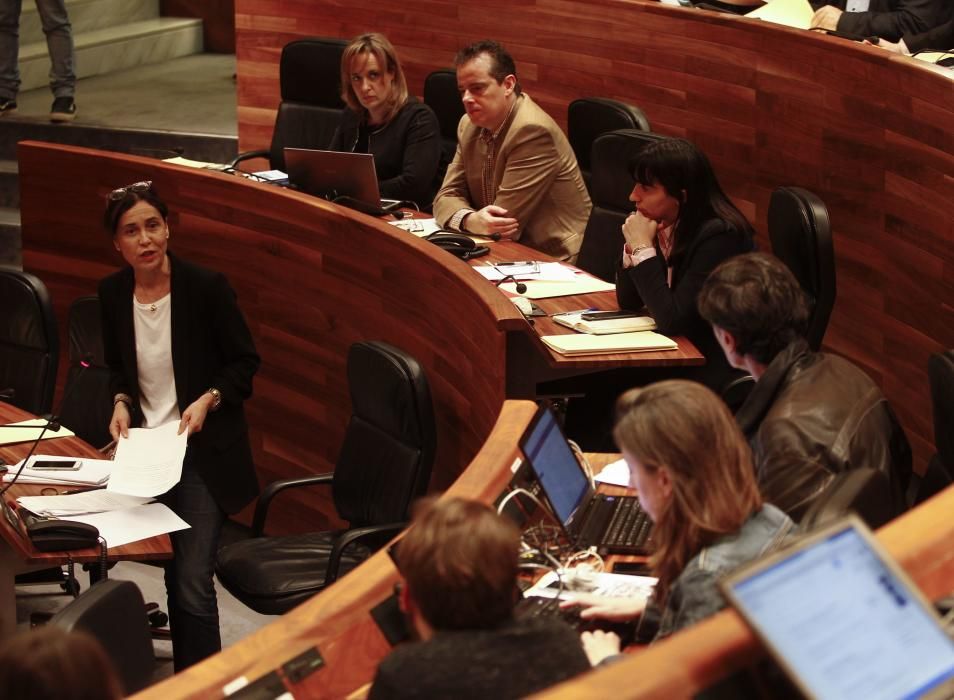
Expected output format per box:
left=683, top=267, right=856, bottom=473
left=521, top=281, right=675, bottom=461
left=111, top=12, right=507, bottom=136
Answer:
left=798, top=468, right=898, bottom=532
left=268, top=37, right=348, bottom=171
left=567, top=97, right=651, bottom=192
left=50, top=579, right=154, bottom=695
left=0, top=267, right=58, bottom=415
left=57, top=296, right=113, bottom=448
left=424, top=69, right=464, bottom=181
left=332, top=341, right=436, bottom=528
left=576, top=129, right=666, bottom=282
left=909, top=350, right=954, bottom=504
left=767, top=186, right=836, bottom=351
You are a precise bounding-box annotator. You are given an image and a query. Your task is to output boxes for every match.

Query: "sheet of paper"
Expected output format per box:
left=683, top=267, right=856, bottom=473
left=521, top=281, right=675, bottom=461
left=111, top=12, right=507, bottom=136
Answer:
left=500, top=277, right=616, bottom=299
left=3, top=455, right=112, bottom=485
left=389, top=217, right=442, bottom=237
left=0, top=419, right=75, bottom=445
left=541, top=331, right=678, bottom=355
left=475, top=262, right=579, bottom=282
left=746, top=0, right=813, bottom=29
left=594, top=458, right=632, bottom=487
left=108, top=422, right=187, bottom=497
left=163, top=156, right=230, bottom=170
left=68, top=503, right=189, bottom=549
left=526, top=570, right=657, bottom=600
left=17, top=491, right=152, bottom=517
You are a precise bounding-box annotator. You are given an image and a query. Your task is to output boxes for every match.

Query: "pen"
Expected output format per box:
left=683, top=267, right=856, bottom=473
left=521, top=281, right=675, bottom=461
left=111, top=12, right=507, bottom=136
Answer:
left=495, top=261, right=536, bottom=266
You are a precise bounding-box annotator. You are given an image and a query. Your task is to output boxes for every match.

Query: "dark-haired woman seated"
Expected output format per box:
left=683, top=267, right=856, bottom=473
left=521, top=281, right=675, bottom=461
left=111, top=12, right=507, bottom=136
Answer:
left=616, top=137, right=755, bottom=392
left=329, top=33, right=442, bottom=208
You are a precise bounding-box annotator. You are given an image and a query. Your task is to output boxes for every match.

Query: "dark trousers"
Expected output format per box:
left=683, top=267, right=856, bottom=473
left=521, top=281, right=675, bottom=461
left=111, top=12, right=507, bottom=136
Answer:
left=162, top=459, right=226, bottom=672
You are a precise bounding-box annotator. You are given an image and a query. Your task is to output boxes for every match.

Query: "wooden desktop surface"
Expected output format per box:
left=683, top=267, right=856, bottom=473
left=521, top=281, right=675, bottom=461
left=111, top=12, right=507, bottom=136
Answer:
left=0, top=403, right=172, bottom=637
left=235, top=0, right=954, bottom=476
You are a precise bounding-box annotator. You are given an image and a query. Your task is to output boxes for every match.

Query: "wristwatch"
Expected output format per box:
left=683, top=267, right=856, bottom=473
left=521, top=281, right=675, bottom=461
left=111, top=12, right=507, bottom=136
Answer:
left=207, top=387, right=222, bottom=412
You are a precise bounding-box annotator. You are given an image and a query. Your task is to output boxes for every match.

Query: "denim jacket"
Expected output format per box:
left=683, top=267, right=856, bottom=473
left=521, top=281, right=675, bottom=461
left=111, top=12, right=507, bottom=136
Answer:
left=641, top=504, right=795, bottom=641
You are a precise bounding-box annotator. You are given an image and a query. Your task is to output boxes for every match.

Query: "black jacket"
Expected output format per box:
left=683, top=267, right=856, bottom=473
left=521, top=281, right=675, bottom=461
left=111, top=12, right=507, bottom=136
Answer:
left=98, top=253, right=260, bottom=514
left=616, top=218, right=754, bottom=392
left=329, top=97, right=442, bottom=207
left=737, top=340, right=912, bottom=521
left=905, top=17, right=954, bottom=51
left=813, top=0, right=951, bottom=42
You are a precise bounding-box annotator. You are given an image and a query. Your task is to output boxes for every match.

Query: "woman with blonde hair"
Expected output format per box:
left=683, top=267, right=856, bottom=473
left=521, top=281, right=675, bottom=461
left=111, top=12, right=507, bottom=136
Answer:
left=566, top=380, right=794, bottom=661
left=329, top=33, right=441, bottom=207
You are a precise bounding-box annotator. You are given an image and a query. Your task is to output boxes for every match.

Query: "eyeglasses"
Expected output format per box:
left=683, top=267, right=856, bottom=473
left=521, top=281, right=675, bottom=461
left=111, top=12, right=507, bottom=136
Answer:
left=108, top=180, right=152, bottom=201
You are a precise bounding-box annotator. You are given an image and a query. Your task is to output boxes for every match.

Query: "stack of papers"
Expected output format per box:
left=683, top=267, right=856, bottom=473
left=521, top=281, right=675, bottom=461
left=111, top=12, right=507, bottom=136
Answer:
left=475, top=262, right=579, bottom=283
left=746, top=0, right=813, bottom=29
left=525, top=570, right=657, bottom=600
left=389, top=217, right=442, bottom=237
left=553, top=311, right=657, bottom=335
left=17, top=491, right=152, bottom=517
left=3, top=455, right=111, bottom=486
left=541, top=331, right=678, bottom=356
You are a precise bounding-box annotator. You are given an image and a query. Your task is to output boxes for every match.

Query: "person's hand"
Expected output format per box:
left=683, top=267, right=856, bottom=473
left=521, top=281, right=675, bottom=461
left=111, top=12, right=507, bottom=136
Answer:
left=465, top=205, right=519, bottom=239
left=621, top=211, right=658, bottom=251
left=867, top=38, right=905, bottom=54
left=581, top=629, right=622, bottom=666
left=178, top=393, right=215, bottom=435
left=560, top=592, right=648, bottom=622
left=811, top=5, right=843, bottom=31
left=109, top=401, right=131, bottom=441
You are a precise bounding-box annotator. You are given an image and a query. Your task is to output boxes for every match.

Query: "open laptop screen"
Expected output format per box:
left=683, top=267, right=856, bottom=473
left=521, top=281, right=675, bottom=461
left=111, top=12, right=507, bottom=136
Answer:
left=519, top=407, right=590, bottom=528
left=723, top=519, right=954, bottom=700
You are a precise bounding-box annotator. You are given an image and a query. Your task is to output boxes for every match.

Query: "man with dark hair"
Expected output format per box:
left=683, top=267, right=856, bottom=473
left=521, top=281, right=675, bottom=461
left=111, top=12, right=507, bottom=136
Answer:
left=810, top=0, right=951, bottom=44
left=432, top=40, right=590, bottom=261
left=368, top=497, right=590, bottom=699
left=698, top=252, right=912, bottom=521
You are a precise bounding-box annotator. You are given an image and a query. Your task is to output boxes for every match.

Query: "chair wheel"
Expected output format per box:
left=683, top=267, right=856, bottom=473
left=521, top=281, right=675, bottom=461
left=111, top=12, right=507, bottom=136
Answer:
left=148, top=609, right=169, bottom=628
left=63, top=578, right=81, bottom=597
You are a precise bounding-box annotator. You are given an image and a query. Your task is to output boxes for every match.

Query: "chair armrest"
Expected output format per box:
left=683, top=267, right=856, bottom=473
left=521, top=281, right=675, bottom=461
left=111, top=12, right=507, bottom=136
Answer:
left=229, top=149, right=270, bottom=170
left=325, top=522, right=406, bottom=586
left=252, top=472, right=335, bottom=536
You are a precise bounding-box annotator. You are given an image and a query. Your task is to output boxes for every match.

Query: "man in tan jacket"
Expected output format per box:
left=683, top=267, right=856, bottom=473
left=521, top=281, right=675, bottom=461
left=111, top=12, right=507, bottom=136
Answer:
left=432, top=40, right=591, bottom=262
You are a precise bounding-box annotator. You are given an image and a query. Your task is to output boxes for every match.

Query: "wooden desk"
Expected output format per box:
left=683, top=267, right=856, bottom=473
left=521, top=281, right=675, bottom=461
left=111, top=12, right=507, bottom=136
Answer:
left=0, top=404, right=173, bottom=637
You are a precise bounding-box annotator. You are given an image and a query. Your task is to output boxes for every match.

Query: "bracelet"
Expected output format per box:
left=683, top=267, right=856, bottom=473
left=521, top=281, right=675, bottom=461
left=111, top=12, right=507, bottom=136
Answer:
left=207, top=387, right=222, bottom=412
left=113, top=393, right=132, bottom=408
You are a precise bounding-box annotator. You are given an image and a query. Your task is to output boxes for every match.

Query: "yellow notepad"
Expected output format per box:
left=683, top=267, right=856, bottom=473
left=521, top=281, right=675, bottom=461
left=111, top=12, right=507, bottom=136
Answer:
left=541, top=332, right=678, bottom=356
left=0, top=419, right=75, bottom=446
left=746, top=0, right=813, bottom=30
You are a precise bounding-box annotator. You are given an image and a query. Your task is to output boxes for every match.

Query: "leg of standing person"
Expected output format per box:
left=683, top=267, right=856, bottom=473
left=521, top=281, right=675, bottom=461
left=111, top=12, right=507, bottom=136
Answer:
left=163, top=458, right=226, bottom=672
left=35, top=0, right=76, bottom=121
left=0, top=0, right=22, bottom=113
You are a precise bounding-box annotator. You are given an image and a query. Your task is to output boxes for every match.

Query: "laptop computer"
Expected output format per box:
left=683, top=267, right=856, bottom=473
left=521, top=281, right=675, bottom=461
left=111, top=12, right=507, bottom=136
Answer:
left=284, top=147, right=397, bottom=207
left=518, top=405, right=651, bottom=555
left=721, top=515, right=954, bottom=700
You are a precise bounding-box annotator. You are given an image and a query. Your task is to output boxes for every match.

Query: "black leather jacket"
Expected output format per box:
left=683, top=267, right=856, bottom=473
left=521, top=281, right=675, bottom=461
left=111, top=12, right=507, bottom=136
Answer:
left=737, top=339, right=912, bottom=521
left=329, top=97, right=441, bottom=207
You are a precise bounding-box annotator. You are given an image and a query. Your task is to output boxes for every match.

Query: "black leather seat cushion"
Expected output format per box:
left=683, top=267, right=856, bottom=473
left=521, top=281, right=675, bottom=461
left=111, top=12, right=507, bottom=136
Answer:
left=216, top=532, right=369, bottom=615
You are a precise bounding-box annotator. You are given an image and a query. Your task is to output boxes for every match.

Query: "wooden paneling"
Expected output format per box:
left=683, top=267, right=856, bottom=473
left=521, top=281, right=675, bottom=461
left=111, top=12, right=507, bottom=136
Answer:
left=17, top=142, right=516, bottom=532
left=235, top=0, right=954, bottom=471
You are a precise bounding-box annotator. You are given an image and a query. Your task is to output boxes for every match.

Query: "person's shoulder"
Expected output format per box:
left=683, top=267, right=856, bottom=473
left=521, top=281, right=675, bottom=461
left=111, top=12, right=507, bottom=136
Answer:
left=98, top=266, right=132, bottom=297
left=513, top=93, right=561, bottom=133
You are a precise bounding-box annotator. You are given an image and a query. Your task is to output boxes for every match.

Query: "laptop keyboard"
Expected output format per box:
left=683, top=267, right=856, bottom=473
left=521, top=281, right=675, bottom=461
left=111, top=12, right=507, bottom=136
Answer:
left=604, top=497, right=652, bottom=551
left=516, top=595, right=583, bottom=628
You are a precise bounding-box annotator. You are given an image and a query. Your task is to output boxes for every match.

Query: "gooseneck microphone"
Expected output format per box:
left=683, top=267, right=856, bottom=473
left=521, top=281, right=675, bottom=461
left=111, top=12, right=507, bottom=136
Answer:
left=494, top=275, right=528, bottom=295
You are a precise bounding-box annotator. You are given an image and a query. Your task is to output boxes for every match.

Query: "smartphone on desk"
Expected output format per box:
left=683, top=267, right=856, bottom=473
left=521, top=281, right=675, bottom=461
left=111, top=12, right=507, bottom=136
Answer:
left=580, top=310, right=644, bottom=322
left=29, top=459, right=81, bottom=471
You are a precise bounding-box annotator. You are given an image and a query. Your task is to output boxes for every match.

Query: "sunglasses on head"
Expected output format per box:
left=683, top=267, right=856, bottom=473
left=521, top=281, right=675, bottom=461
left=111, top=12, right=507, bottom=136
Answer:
left=108, top=180, right=152, bottom=201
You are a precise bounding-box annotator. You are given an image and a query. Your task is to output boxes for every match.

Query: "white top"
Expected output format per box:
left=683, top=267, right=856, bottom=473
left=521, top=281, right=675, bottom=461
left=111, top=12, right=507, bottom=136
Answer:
left=846, top=0, right=870, bottom=12
left=133, top=292, right=180, bottom=428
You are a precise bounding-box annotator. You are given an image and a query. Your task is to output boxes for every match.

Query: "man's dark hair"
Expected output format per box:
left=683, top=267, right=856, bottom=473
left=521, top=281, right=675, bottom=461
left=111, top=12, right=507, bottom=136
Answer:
left=698, top=252, right=810, bottom=365
left=454, top=39, right=522, bottom=95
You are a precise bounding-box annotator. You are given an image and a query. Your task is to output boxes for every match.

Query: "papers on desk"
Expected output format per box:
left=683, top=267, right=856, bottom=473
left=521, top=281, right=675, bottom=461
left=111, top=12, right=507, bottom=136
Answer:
left=162, top=156, right=231, bottom=171
left=541, top=331, right=678, bottom=356
left=499, top=276, right=615, bottom=299
left=0, top=419, right=75, bottom=445
left=17, top=491, right=151, bottom=517
left=389, top=217, right=442, bottom=237
left=552, top=311, right=657, bottom=335
left=745, top=0, right=813, bottom=29
left=525, top=570, right=657, bottom=601
left=2, top=455, right=111, bottom=486
left=594, top=458, right=632, bottom=487
left=66, top=503, right=189, bottom=549
left=475, top=262, right=578, bottom=283
left=108, top=421, right=187, bottom=498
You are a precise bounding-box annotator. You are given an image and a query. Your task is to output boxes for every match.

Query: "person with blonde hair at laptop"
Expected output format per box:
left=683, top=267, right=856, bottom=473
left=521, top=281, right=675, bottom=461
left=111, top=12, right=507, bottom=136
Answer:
left=564, top=380, right=794, bottom=662
left=329, top=33, right=441, bottom=208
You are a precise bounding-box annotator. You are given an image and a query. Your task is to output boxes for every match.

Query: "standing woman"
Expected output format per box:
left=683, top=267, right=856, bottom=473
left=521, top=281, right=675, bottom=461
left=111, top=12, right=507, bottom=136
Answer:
left=329, top=33, right=442, bottom=208
left=616, top=137, right=755, bottom=391
left=99, top=181, right=260, bottom=671
left=566, top=381, right=794, bottom=661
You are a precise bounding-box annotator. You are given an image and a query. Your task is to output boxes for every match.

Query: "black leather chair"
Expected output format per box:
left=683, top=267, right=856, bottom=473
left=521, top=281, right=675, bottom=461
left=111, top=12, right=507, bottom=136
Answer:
left=567, top=98, right=651, bottom=194
left=908, top=350, right=954, bottom=506
left=51, top=579, right=155, bottom=695
left=230, top=37, right=347, bottom=173
left=215, top=341, right=436, bottom=615
left=798, top=468, right=898, bottom=532
left=576, top=129, right=666, bottom=283
left=0, top=267, right=58, bottom=416
left=57, top=296, right=112, bottom=449
left=767, top=187, right=835, bottom=352
left=424, top=68, right=464, bottom=183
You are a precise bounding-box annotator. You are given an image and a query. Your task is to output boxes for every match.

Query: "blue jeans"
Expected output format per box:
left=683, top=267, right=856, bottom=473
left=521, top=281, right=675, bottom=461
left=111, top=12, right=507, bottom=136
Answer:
left=161, top=457, right=226, bottom=672
left=0, top=0, right=76, bottom=100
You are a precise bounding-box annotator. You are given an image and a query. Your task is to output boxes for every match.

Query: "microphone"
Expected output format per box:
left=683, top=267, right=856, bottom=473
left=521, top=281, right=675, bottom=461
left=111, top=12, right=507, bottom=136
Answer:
left=494, top=275, right=527, bottom=295
left=0, top=353, right=94, bottom=498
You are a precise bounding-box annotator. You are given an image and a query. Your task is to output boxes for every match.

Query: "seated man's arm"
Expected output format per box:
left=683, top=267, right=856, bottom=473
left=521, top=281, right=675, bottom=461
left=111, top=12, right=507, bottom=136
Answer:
left=835, top=0, right=946, bottom=41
